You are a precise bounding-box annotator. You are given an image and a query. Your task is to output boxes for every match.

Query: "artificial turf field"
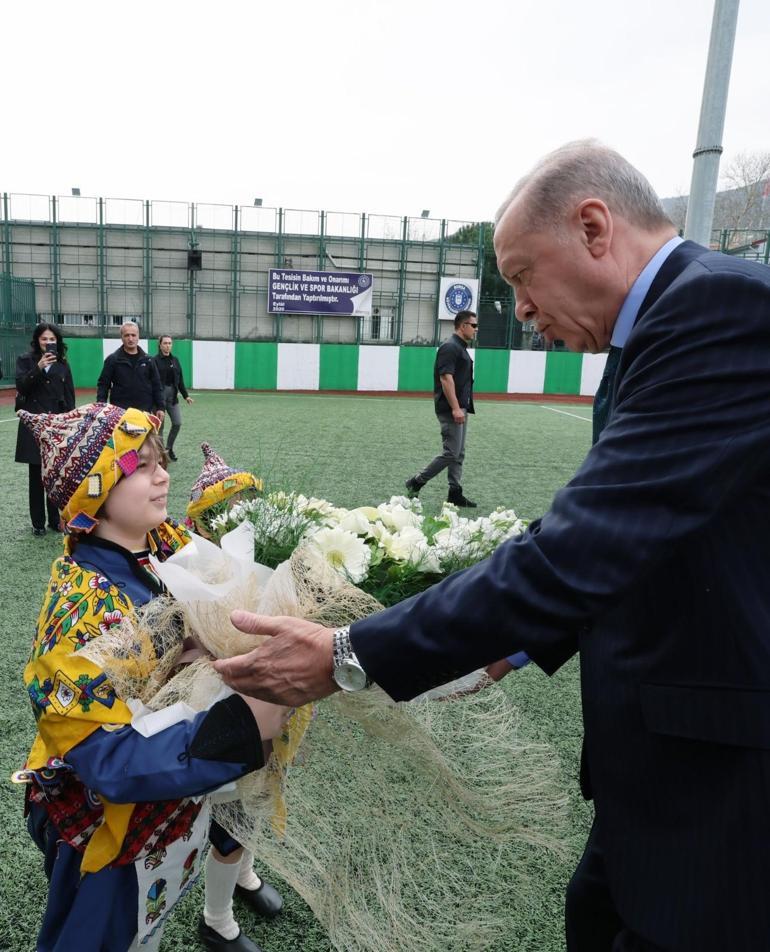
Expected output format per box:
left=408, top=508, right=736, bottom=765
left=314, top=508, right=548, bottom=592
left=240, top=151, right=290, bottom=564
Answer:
left=0, top=390, right=595, bottom=952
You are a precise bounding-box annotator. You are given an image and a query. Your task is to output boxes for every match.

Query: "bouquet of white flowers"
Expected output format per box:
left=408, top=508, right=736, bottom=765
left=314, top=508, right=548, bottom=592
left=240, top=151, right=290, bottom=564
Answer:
left=87, top=486, right=567, bottom=952
left=209, top=491, right=526, bottom=607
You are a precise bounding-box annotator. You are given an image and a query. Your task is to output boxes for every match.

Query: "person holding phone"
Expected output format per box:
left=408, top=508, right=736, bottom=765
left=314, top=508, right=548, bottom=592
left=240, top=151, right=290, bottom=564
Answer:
left=15, top=322, right=76, bottom=535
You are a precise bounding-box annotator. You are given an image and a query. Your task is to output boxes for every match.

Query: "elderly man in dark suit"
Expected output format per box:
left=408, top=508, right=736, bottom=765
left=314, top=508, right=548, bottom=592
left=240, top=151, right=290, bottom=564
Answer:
left=214, top=141, right=770, bottom=952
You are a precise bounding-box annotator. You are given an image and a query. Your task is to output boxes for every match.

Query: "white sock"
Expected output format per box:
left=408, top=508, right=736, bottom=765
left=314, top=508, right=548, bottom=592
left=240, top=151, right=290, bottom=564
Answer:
left=236, top=848, right=263, bottom=891
left=204, top=851, right=241, bottom=941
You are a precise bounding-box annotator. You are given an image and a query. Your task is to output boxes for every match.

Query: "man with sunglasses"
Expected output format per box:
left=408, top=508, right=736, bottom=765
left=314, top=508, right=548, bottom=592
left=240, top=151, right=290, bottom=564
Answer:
left=405, top=309, right=478, bottom=507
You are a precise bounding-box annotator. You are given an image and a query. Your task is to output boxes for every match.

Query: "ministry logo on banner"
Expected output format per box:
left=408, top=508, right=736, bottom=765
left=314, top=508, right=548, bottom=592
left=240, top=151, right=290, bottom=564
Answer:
left=438, top=277, right=479, bottom=320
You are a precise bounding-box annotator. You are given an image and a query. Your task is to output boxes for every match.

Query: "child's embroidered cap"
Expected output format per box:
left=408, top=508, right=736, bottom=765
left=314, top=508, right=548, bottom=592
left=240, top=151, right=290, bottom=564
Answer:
left=18, top=402, right=160, bottom=531
left=186, top=441, right=262, bottom=520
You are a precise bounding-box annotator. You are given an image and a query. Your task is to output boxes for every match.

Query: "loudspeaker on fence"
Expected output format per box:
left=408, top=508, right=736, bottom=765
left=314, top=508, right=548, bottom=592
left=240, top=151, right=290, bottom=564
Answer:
left=187, top=250, right=203, bottom=271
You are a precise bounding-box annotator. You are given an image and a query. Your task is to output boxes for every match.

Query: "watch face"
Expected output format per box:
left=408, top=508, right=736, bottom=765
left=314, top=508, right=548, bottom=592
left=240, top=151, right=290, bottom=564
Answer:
left=334, top=660, right=368, bottom=692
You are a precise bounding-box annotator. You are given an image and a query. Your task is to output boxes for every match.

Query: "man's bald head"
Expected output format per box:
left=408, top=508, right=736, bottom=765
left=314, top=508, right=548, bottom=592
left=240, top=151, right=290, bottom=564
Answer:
left=496, top=139, right=673, bottom=234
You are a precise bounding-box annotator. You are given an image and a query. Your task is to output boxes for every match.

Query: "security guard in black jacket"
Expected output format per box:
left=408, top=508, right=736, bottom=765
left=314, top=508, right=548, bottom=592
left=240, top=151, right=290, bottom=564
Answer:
left=96, top=322, right=164, bottom=417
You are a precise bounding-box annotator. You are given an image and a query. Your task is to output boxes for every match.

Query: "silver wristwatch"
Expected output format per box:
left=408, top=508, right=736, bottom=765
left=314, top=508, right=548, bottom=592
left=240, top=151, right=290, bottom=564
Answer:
left=332, top=625, right=371, bottom=692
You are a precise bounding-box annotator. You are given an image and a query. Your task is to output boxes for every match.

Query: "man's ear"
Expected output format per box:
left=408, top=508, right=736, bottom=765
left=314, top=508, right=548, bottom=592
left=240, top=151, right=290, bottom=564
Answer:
left=575, top=199, right=613, bottom=258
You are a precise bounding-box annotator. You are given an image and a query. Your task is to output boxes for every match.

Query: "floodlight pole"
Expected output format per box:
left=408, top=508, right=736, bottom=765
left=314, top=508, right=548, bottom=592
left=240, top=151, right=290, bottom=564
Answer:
left=684, top=0, right=740, bottom=246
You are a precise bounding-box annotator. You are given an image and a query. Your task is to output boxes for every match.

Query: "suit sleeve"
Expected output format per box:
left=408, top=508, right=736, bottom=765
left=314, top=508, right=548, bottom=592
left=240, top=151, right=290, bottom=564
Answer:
left=65, top=694, right=264, bottom=803
left=351, top=266, right=770, bottom=700
left=96, top=354, right=112, bottom=402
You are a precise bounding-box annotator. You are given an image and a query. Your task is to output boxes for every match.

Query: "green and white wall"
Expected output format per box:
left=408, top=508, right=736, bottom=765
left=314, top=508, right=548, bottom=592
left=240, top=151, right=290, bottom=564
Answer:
left=71, top=339, right=607, bottom=397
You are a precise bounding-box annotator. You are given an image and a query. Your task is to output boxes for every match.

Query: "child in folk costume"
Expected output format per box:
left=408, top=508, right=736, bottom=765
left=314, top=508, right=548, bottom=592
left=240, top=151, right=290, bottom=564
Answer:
left=186, top=443, right=290, bottom=952
left=185, top=441, right=263, bottom=539
left=15, top=404, right=286, bottom=952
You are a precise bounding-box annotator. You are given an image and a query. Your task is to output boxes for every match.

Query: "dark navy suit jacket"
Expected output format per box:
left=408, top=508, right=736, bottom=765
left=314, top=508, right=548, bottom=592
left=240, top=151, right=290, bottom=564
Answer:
left=351, top=242, right=770, bottom=951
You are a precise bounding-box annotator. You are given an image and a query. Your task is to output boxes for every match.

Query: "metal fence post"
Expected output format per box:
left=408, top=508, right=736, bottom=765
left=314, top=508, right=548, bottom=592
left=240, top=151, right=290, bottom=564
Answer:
left=97, top=197, right=107, bottom=330
left=50, top=196, right=60, bottom=319
left=143, top=201, right=152, bottom=337
left=275, top=208, right=284, bottom=343
left=230, top=205, right=240, bottom=340
left=396, top=216, right=408, bottom=345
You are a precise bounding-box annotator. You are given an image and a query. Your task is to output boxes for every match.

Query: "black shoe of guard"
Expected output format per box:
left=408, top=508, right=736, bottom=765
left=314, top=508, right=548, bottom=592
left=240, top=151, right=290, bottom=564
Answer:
left=405, top=476, right=425, bottom=497
left=447, top=486, right=477, bottom=508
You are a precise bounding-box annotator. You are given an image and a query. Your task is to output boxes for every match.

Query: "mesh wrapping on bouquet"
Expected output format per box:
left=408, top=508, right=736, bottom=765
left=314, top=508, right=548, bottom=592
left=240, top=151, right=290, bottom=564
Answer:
left=82, top=537, right=568, bottom=952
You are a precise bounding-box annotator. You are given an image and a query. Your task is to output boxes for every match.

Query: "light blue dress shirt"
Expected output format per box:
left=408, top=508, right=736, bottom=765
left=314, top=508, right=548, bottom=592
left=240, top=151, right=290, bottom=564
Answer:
left=610, top=235, right=683, bottom=348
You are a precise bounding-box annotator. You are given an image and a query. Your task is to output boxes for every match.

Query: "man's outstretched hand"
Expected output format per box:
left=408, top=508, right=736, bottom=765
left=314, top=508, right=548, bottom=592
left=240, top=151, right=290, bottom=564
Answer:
left=213, top=611, right=339, bottom=706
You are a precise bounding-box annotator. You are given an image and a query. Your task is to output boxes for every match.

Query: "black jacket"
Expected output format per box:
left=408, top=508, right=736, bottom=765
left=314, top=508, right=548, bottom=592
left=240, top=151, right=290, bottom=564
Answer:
left=433, top=334, right=475, bottom=414
left=96, top=347, right=163, bottom=413
left=15, top=352, right=76, bottom=464
left=151, top=353, right=189, bottom=404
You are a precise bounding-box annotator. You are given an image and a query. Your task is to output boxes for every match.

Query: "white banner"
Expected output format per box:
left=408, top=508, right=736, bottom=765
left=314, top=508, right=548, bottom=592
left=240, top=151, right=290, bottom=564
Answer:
left=438, top=277, right=479, bottom=320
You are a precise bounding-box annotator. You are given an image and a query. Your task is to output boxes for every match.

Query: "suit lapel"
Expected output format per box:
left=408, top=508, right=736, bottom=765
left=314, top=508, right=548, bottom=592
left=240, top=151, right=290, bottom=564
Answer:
left=636, top=240, right=707, bottom=322
left=604, top=241, right=709, bottom=427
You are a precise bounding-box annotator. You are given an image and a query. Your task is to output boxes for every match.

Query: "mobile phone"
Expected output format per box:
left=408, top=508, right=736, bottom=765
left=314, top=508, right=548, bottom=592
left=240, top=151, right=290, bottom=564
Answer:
left=45, top=343, right=57, bottom=355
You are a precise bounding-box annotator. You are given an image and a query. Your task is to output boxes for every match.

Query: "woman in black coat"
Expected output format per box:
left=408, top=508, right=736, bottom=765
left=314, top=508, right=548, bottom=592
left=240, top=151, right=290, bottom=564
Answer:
left=15, top=323, right=76, bottom=535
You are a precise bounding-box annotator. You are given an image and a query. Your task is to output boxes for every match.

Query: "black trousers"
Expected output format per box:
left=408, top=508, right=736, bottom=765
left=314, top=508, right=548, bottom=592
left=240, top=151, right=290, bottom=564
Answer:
left=28, top=464, right=60, bottom=531
left=566, top=824, right=666, bottom=952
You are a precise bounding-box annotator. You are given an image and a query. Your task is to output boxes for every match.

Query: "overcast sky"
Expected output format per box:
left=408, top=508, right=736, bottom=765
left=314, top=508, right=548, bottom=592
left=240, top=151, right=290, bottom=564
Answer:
left=3, top=0, right=768, bottom=224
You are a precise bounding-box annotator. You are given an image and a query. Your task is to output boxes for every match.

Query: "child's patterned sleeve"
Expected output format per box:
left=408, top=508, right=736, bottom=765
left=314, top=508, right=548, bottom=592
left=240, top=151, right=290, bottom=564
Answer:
left=65, top=695, right=265, bottom=803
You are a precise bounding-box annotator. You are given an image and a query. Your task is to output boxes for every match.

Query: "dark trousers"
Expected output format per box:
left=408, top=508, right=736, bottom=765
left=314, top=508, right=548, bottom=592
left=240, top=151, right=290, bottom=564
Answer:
left=566, top=825, right=666, bottom=952
left=28, top=464, right=60, bottom=531
left=416, top=410, right=468, bottom=489
left=160, top=386, right=182, bottom=452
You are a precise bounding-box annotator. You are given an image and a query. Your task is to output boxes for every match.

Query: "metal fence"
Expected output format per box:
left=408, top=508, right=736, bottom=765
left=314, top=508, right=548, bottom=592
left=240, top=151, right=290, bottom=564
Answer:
left=0, top=193, right=493, bottom=347
left=0, top=273, right=36, bottom=384
left=3, top=192, right=768, bottom=355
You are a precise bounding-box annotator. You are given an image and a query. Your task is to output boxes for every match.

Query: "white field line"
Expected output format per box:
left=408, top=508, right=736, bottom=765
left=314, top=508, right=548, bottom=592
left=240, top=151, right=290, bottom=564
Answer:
left=540, top=405, right=592, bottom=423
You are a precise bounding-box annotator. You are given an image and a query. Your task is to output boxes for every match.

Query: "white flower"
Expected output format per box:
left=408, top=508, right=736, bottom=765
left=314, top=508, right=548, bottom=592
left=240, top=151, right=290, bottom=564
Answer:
left=411, top=543, right=441, bottom=574
left=379, top=526, right=441, bottom=573
left=375, top=502, right=422, bottom=532
left=337, top=508, right=372, bottom=536
left=353, top=505, right=380, bottom=522
left=309, top=527, right=371, bottom=584
left=301, top=496, right=336, bottom=518
left=368, top=521, right=394, bottom=551
left=387, top=494, right=423, bottom=514
left=381, top=525, right=427, bottom=562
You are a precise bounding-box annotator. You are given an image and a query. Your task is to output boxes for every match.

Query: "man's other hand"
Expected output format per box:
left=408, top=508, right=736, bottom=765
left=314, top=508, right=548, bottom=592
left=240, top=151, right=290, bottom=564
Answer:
left=452, top=408, right=465, bottom=425
left=213, top=612, right=338, bottom=706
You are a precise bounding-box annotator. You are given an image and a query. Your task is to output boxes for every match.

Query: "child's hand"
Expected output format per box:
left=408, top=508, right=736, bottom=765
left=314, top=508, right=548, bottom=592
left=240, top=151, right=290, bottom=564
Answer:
left=238, top=694, right=294, bottom=741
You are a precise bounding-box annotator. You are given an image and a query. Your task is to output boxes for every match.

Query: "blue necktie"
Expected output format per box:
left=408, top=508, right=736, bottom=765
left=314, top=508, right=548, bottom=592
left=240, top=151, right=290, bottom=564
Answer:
left=592, top=345, right=622, bottom=444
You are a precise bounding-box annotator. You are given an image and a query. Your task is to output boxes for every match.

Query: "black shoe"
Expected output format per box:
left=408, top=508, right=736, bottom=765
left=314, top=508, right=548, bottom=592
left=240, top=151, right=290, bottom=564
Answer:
left=235, top=880, right=284, bottom=918
left=167, top=449, right=178, bottom=462
left=405, top=476, right=425, bottom=498
left=198, top=917, right=263, bottom=952
left=32, top=527, right=46, bottom=537
left=447, top=486, right=477, bottom=508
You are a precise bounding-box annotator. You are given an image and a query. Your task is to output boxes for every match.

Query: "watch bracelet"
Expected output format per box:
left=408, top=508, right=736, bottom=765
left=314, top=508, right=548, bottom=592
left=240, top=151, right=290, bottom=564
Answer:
left=333, top=625, right=352, bottom=668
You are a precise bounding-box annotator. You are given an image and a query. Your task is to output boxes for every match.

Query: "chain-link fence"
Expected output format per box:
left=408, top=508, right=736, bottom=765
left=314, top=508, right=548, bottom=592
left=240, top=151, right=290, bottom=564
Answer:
left=0, top=273, right=36, bottom=385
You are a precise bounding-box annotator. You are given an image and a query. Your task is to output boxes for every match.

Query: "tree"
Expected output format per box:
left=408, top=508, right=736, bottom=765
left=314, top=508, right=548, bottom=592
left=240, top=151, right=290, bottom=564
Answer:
left=719, top=150, right=770, bottom=234
left=445, top=222, right=510, bottom=300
